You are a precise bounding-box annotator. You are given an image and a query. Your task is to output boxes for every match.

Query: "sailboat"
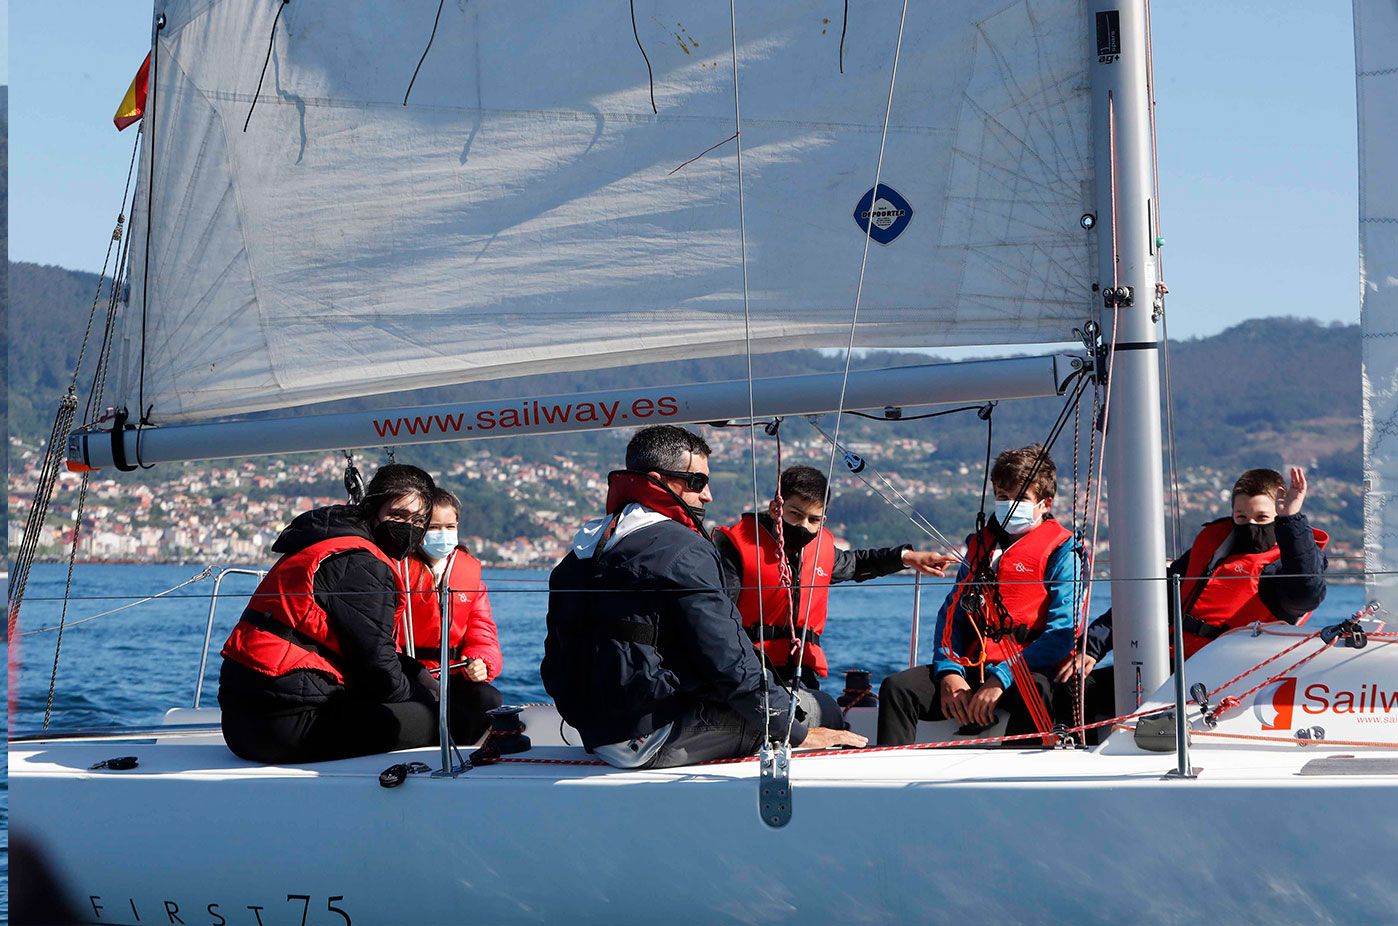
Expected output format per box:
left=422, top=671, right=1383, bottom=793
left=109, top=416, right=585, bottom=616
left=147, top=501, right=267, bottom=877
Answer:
left=10, top=1, right=1397, bottom=922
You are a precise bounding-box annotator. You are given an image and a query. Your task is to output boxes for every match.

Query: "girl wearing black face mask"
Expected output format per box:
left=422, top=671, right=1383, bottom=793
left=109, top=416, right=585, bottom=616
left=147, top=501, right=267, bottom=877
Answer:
left=219, top=464, right=452, bottom=765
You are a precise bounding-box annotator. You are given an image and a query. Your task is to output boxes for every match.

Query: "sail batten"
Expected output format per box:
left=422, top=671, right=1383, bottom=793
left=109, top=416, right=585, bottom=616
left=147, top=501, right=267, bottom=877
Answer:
left=119, top=0, right=1096, bottom=423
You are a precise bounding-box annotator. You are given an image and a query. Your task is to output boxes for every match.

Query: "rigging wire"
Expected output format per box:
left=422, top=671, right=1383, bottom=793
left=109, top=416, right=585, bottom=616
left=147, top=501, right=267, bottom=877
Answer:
left=403, top=0, right=448, bottom=107
left=8, top=134, right=142, bottom=645
left=802, top=417, right=964, bottom=560
left=45, top=471, right=94, bottom=730
left=1142, top=0, right=1183, bottom=558
left=790, top=0, right=911, bottom=744
left=725, top=0, right=774, bottom=747
left=1075, top=96, right=1127, bottom=709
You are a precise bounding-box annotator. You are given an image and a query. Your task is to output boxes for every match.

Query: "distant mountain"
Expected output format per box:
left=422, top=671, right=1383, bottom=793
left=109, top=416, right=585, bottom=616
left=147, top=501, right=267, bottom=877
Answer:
left=8, top=259, right=1360, bottom=474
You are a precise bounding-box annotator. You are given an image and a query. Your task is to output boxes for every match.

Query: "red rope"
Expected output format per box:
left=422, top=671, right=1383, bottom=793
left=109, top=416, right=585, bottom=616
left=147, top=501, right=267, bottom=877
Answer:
left=1206, top=639, right=1335, bottom=721
left=1204, top=630, right=1325, bottom=700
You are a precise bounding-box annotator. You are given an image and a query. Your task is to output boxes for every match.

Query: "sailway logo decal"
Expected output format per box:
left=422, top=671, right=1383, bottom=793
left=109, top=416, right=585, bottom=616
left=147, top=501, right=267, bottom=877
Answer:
left=1254, top=676, right=1398, bottom=728
left=1254, top=677, right=1297, bottom=730
left=853, top=184, right=913, bottom=244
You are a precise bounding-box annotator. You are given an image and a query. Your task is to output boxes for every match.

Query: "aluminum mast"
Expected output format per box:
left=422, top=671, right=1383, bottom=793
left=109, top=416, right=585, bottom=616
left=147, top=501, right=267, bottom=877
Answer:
left=1091, top=1, right=1170, bottom=710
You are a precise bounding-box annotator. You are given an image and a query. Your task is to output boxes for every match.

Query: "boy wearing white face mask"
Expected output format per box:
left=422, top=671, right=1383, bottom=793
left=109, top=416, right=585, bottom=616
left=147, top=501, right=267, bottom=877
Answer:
left=877, top=445, right=1084, bottom=746
left=401, top=488, right=504, bottom=745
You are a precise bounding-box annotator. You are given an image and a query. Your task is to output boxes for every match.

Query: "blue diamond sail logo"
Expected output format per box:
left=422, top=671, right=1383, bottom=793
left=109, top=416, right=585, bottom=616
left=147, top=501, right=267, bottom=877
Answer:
left=853, top=184, right=913, bottom=244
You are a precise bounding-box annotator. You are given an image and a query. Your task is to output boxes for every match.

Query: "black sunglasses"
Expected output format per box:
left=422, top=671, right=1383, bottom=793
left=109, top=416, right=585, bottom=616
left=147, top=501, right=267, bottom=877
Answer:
left=654, top=468, right=710, bottom=492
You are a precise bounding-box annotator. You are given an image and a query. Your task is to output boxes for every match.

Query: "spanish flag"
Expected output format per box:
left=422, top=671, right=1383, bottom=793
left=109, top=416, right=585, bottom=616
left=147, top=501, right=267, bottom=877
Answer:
left=113, top=52, right=151, bottom=131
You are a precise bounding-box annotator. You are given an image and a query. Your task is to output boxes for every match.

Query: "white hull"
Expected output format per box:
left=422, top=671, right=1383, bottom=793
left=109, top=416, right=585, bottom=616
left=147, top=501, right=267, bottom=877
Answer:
left=12, top=629, right=1398, bottom=925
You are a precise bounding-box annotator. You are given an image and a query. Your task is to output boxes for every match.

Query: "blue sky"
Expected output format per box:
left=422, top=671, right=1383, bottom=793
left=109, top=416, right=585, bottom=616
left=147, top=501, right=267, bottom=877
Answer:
left=7, top=1, right=1361, bottom=341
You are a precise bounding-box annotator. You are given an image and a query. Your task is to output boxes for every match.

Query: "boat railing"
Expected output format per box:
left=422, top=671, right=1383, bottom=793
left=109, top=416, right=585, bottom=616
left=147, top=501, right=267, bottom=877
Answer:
left=194, top=566, right=268, bottom=709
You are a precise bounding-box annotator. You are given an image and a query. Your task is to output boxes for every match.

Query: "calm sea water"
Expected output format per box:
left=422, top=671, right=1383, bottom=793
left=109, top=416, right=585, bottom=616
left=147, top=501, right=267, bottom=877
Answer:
left=3, top=562, right=1370, bottom=919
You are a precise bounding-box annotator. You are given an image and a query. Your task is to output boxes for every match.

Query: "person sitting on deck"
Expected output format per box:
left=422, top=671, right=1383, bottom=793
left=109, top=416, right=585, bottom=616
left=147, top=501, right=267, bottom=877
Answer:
left=713, top=464, right=954, bottom=727
left=1058, top=466, right=1327, bottom=725
left=218, top=464, right=468, bottom=764
left=877, top=445, right=1084, bottom=746
left=399, top=487, right=504, bottom=746
left=541, top=424, right=865, bottom=769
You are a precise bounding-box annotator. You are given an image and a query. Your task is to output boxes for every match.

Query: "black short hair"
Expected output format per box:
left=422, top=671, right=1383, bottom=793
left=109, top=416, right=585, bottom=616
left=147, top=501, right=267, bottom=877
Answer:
left=625, top=425, right=712, bottom=472
left=358, top=464, right=436, bottom=522
left=780, top=465, right=828, bottom=506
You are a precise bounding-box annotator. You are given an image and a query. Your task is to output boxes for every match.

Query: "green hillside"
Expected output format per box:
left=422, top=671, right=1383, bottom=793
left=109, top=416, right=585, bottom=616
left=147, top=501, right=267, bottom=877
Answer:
left=8, top=259, right=1362, bottom=554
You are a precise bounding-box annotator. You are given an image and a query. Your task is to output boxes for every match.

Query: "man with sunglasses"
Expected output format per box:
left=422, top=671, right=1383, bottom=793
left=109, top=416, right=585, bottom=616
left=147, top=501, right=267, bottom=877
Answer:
left=543, top=425, right=865, bottom=768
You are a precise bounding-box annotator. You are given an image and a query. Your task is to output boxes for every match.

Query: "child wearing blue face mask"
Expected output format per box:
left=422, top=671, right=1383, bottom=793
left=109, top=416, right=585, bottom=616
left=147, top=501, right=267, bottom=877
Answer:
left=399, top=488, right=504, bottom=745
left=877, top=445, right=1084, bottom=746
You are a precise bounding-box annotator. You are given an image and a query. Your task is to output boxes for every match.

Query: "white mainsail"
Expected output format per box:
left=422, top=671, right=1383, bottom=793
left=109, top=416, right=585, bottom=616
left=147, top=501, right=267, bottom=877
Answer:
left=1358, top=0, right=1398, bottom=602
left=118, top=0, right=1096, bottom=423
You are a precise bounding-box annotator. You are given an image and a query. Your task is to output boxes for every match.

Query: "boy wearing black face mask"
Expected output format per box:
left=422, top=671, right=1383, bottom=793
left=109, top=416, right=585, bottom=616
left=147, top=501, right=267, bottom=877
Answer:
left=713, top=465, right=953, bottom=720
left=1062, top=467, right=1328, bottom=727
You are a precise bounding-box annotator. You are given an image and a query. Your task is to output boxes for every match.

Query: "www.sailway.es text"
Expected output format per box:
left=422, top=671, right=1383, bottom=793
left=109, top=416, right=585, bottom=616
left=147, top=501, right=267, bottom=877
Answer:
left=372, top=395, right=681, bottom=438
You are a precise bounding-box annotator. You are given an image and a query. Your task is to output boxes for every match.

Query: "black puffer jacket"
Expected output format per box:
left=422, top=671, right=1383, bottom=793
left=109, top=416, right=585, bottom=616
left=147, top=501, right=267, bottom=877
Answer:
left=1085, top=513, right=1328, bottom=661
left=542, top=510, right=807, bottom=750
left=219, top=505, right=420, bottom=713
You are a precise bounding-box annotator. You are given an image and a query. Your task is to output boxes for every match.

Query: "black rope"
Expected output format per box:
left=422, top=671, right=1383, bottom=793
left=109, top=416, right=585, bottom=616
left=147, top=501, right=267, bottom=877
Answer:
left=963, top=377, right=1089, bottom=649
left=839, top=0, right=848, bottom=74
left=629, top=0, right=658, bottom=114
left=8, top=394, right=78, bottom=638
left=85, top=219, right=135, bottom=427
left=977, top=404, right=994, bottom=531
left=403, top=0, right=448, bottom=106
left=243, top=0, right=290, bottom=133
left=847, top=402, right=992, bottom=422
left=45, top=471, right=94, bottom=730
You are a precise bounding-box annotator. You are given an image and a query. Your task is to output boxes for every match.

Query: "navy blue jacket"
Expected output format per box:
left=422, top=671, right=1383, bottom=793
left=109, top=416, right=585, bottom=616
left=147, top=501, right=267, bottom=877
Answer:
left=542, top=512, right=807, bottom=750
left=1084, top=513, right=1327, bottom=661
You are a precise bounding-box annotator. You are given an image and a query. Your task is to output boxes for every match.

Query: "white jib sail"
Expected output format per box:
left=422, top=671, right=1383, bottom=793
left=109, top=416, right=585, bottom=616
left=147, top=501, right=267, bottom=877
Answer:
left=118, top=0, right=1096, bottom=423
left=1357, top=0, right=1398, bottom=603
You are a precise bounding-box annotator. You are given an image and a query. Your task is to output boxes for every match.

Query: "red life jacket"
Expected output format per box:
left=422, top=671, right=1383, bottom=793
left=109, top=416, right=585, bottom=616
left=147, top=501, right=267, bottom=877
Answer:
left=713, top=515, right=837, bottom=677
left=945, top=518, right=1074, bottom=666
left=221, top=535, right=406, bottom=684
left=1179, top=519, right=1330, bottom=658
left=400, top=550, right=500, bottom=679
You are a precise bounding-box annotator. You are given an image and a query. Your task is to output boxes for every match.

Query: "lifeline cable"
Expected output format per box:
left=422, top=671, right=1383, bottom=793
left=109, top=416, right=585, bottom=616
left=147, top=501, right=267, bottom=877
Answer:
left=791, top=0, right=911, bottom=745
left=19, top=567, right=215, bottom=637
